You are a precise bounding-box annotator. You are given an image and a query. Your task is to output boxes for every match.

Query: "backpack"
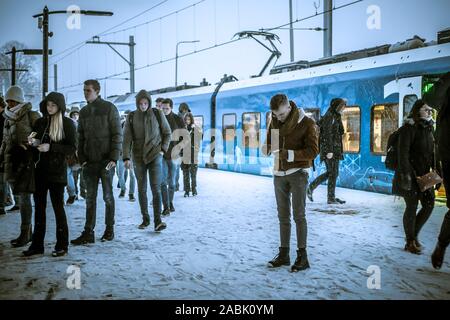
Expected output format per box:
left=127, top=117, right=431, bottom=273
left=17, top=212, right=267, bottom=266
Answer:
left=385, top=129, right=400, bottom=171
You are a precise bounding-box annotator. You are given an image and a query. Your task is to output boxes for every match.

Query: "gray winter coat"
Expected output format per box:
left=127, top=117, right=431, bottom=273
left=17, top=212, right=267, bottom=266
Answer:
left=77, top=96, right=122, bottom=164
left=122, top=90, right=171, bottom=164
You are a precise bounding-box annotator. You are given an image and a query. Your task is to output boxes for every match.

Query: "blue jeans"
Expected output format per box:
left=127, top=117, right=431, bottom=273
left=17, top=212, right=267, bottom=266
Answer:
left=82, top=162, right=115, bottom=233
left=67, top=167, right=76, bottom=197
left=117, top=159, right=136, bottom=195
left=161, top=158, right=177, bottom=209
left=175, top=164, right=181, bottom=190
left=134, top=155, right=163, bottom=226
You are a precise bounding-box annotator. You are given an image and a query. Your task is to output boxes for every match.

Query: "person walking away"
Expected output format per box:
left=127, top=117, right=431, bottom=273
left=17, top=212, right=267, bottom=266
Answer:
left=262, top=94, right=319, bottom=272
left=181, top=112, right=201, bottom=197
left=307, top=98, right=347, bottom=204
left=23, top=92, right=76, bottom=257
left=392, top=100, right=437, bottom=254
left=0, top=85, right=41, bottom=247
left=123, top=90, right=171, bottom=231
left=71, top=80, right=122, bottom=245
left=161, top=98, right=185, bottom=215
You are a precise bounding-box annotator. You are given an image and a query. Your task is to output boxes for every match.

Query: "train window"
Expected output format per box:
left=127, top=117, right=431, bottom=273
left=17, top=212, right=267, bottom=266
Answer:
left=370, top=104, right=399, bottom=155
left=404, top=95, right=418, bottom=116
left=223, top=113, right=236, bottom=142
left=193, top=116, right=204, bottom=132
left=242, top=112, right=261, bottom=148
left=304, top=108, right=321, bottom=122
left=341, top=106, right=361, bottom=153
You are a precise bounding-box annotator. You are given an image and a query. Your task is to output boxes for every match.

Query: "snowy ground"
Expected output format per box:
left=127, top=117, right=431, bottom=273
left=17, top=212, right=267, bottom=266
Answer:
left=0, top=168, right=449, bottom=300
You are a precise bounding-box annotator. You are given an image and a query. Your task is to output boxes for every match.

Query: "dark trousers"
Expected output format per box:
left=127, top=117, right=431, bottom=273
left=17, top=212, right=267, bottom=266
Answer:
left=402, top=189, right=435, bottom=242
left=0, top=172, right=6, bottom=210
left=134, top=155, right=163, bottom=226
left=82, top=162, right=115, bottom=233
left=274, top=170, right=309, bottom=249
left=308, top=158, right=340, bottom=201
left=182, top=164, right=198, bottom=193
left=32, top=178, right=69, bottom=251
left=437, top=160, right=450, bottom=248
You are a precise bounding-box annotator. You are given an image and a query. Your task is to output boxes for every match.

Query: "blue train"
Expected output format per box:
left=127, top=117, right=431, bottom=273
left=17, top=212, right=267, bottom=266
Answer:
left=110, top=37, right=450, bottom=195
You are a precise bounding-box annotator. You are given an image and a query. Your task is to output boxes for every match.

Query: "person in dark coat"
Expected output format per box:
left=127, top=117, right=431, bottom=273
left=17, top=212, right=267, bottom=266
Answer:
left=71, top=80, right=123, bottom=245
left=307, top=98, right=347, bottom=204
left=161, top=98, right=185, bottom=215
left=181, top=112, right=201, bottom=197
left=392, top=100, right=437, bottom=254
left=175, top=102, right=191, bottom=192
left=431, top=87, right=450, bottom=269
left=22, top=92, right=76, bottom=257
left=1, top=85, right=41, bottom=248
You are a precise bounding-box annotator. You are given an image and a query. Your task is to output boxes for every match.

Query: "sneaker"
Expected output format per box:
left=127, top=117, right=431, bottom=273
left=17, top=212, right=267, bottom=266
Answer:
left=155, top=222, right=167, bottom=232
left=7, top=205, right=20, bottom=213
left=119, top=190, right=126, bottom=198
left=162, top=208, right=171, bottom=216
left=327, top=198, right=346, bottom=205
left=306, top=186, right=314, bottom=202
left=184, top=191, right=190, bottom=198
left=101, top=228, right=114, bottom=242
left=431, top=242, right=447, bottom=270
left=169, top=203, right=175, bottom=213
left=80, top=191, right=87, bottom=199
left=66, top=196, right=76, bottom=205
left=52, top=249, right=68, bottom=257
left=71, top=231, right=95, bottom=246
left=404, top=240, right=421, bottom=254
left=129, top=194, right=136, bottom=202
left=138, top=221, right=150, bottom=229
left=192, top=189, right=198, bottom=196
left=22, top=247, right=44, bottom=257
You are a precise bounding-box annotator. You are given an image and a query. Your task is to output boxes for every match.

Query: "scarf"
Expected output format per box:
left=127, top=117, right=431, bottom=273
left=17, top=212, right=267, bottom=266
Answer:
left=4, top=103, right=27, bottom=121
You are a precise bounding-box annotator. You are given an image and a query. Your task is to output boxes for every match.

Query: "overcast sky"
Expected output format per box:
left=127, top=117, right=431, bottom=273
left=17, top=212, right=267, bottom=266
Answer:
left=0, top=0, right=449, bottom=102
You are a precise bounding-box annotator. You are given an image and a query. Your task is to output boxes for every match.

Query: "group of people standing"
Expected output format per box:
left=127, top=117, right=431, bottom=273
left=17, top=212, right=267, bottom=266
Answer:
left=0, top=80, right=201, bottom=257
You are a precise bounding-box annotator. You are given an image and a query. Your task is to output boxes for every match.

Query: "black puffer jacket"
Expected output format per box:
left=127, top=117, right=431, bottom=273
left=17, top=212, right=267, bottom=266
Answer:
left=33, top=92, right=77, bottom=185
left=392, top=118, right=436, bottom=196
left=318, top=102, right=345, bottom=161
left=437, top=91, right=450, bottom=162
left=164, top=112, right=185, bottom=160
left=78, top=96, right=122, bottom=165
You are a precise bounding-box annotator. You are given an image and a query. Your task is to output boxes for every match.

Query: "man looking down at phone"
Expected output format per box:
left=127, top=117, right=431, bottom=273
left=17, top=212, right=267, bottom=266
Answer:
left=71, top=80, right=122, bottom=245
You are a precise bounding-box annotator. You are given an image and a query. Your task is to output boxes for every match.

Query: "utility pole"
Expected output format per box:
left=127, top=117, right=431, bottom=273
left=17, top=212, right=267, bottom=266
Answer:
left=175, top=40, right=200, bottom=88
left=54, top=64, right=58, bottom=91
left=33, top=7, right=113, bottom=98
left=4, top=47, right=46, bottom=85
left=289, top=0, right=295, bottom=62
left=324, top=0, right=333, bottom=57
left=86, top=35, right=136, bottom=93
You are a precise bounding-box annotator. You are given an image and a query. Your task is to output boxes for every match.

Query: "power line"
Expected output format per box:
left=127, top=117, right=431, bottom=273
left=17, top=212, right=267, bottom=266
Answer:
left=50, top=0, right=168, bottom=61
left=261, top=0, right=365, bottom=32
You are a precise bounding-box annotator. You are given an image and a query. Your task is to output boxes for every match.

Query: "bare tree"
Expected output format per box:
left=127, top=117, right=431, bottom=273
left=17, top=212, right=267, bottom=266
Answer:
left=0, top=41, right=41, bottom=106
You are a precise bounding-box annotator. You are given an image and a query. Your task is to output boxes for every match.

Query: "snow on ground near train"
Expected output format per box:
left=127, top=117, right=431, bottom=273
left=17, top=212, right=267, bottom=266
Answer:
left=0, top=168, right=449, bottom=300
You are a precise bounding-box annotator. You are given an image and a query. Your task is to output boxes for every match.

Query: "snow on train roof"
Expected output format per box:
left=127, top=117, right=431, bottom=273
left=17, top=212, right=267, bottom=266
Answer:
left=162, top=42, right=450, bottom=100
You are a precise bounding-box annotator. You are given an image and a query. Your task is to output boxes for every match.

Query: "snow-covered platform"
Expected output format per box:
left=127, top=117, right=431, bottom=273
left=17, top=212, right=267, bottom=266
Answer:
left=0, top=168, right=449, bottom=300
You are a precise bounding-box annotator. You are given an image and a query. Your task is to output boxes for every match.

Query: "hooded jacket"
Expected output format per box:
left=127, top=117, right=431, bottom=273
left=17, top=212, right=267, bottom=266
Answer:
left=164, top=111, right=185, bottom=160
left=32, top=92, right=77, bottom=185
left=0, top=102, right=41, bottom=181
left=122, top=90, right=172, bottom=164
left=262, top=102, right=319, bottom=174
left=318, top=100, right=345, bottom=161
left=77, top=95, right=122, bottom=165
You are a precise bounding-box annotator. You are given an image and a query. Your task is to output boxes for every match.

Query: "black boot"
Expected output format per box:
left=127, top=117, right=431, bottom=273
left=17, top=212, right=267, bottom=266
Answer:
left=22, top=246, right=44, bottom=257
left=306, top=186, right=314, bottom=202
left=71, top=231, right=95, bottom=245
left=268, top=247, right=290, bottom=268
left=101, top=227, right=114, bottom=242
left=192, top=188, right=198, bottom=196
left=169, top=203, right=175, bottom=212
left=431, top=242, right=447, bottom=270
left=291, top=248, right=310, bottom=272
left=11, top=225, right=32, bottom=248
left=162, top=208, right=171, bottom=216
left=184, top=191, right=190, bottom=198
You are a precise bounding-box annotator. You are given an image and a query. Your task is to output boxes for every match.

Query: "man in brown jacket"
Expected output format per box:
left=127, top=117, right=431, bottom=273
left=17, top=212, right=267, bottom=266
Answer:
left=262, top=94, right=319, bottom=272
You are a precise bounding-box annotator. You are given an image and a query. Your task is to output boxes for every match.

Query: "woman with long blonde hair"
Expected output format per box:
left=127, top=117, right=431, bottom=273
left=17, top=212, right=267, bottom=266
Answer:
left=23, top=92, right=76, bottom=257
